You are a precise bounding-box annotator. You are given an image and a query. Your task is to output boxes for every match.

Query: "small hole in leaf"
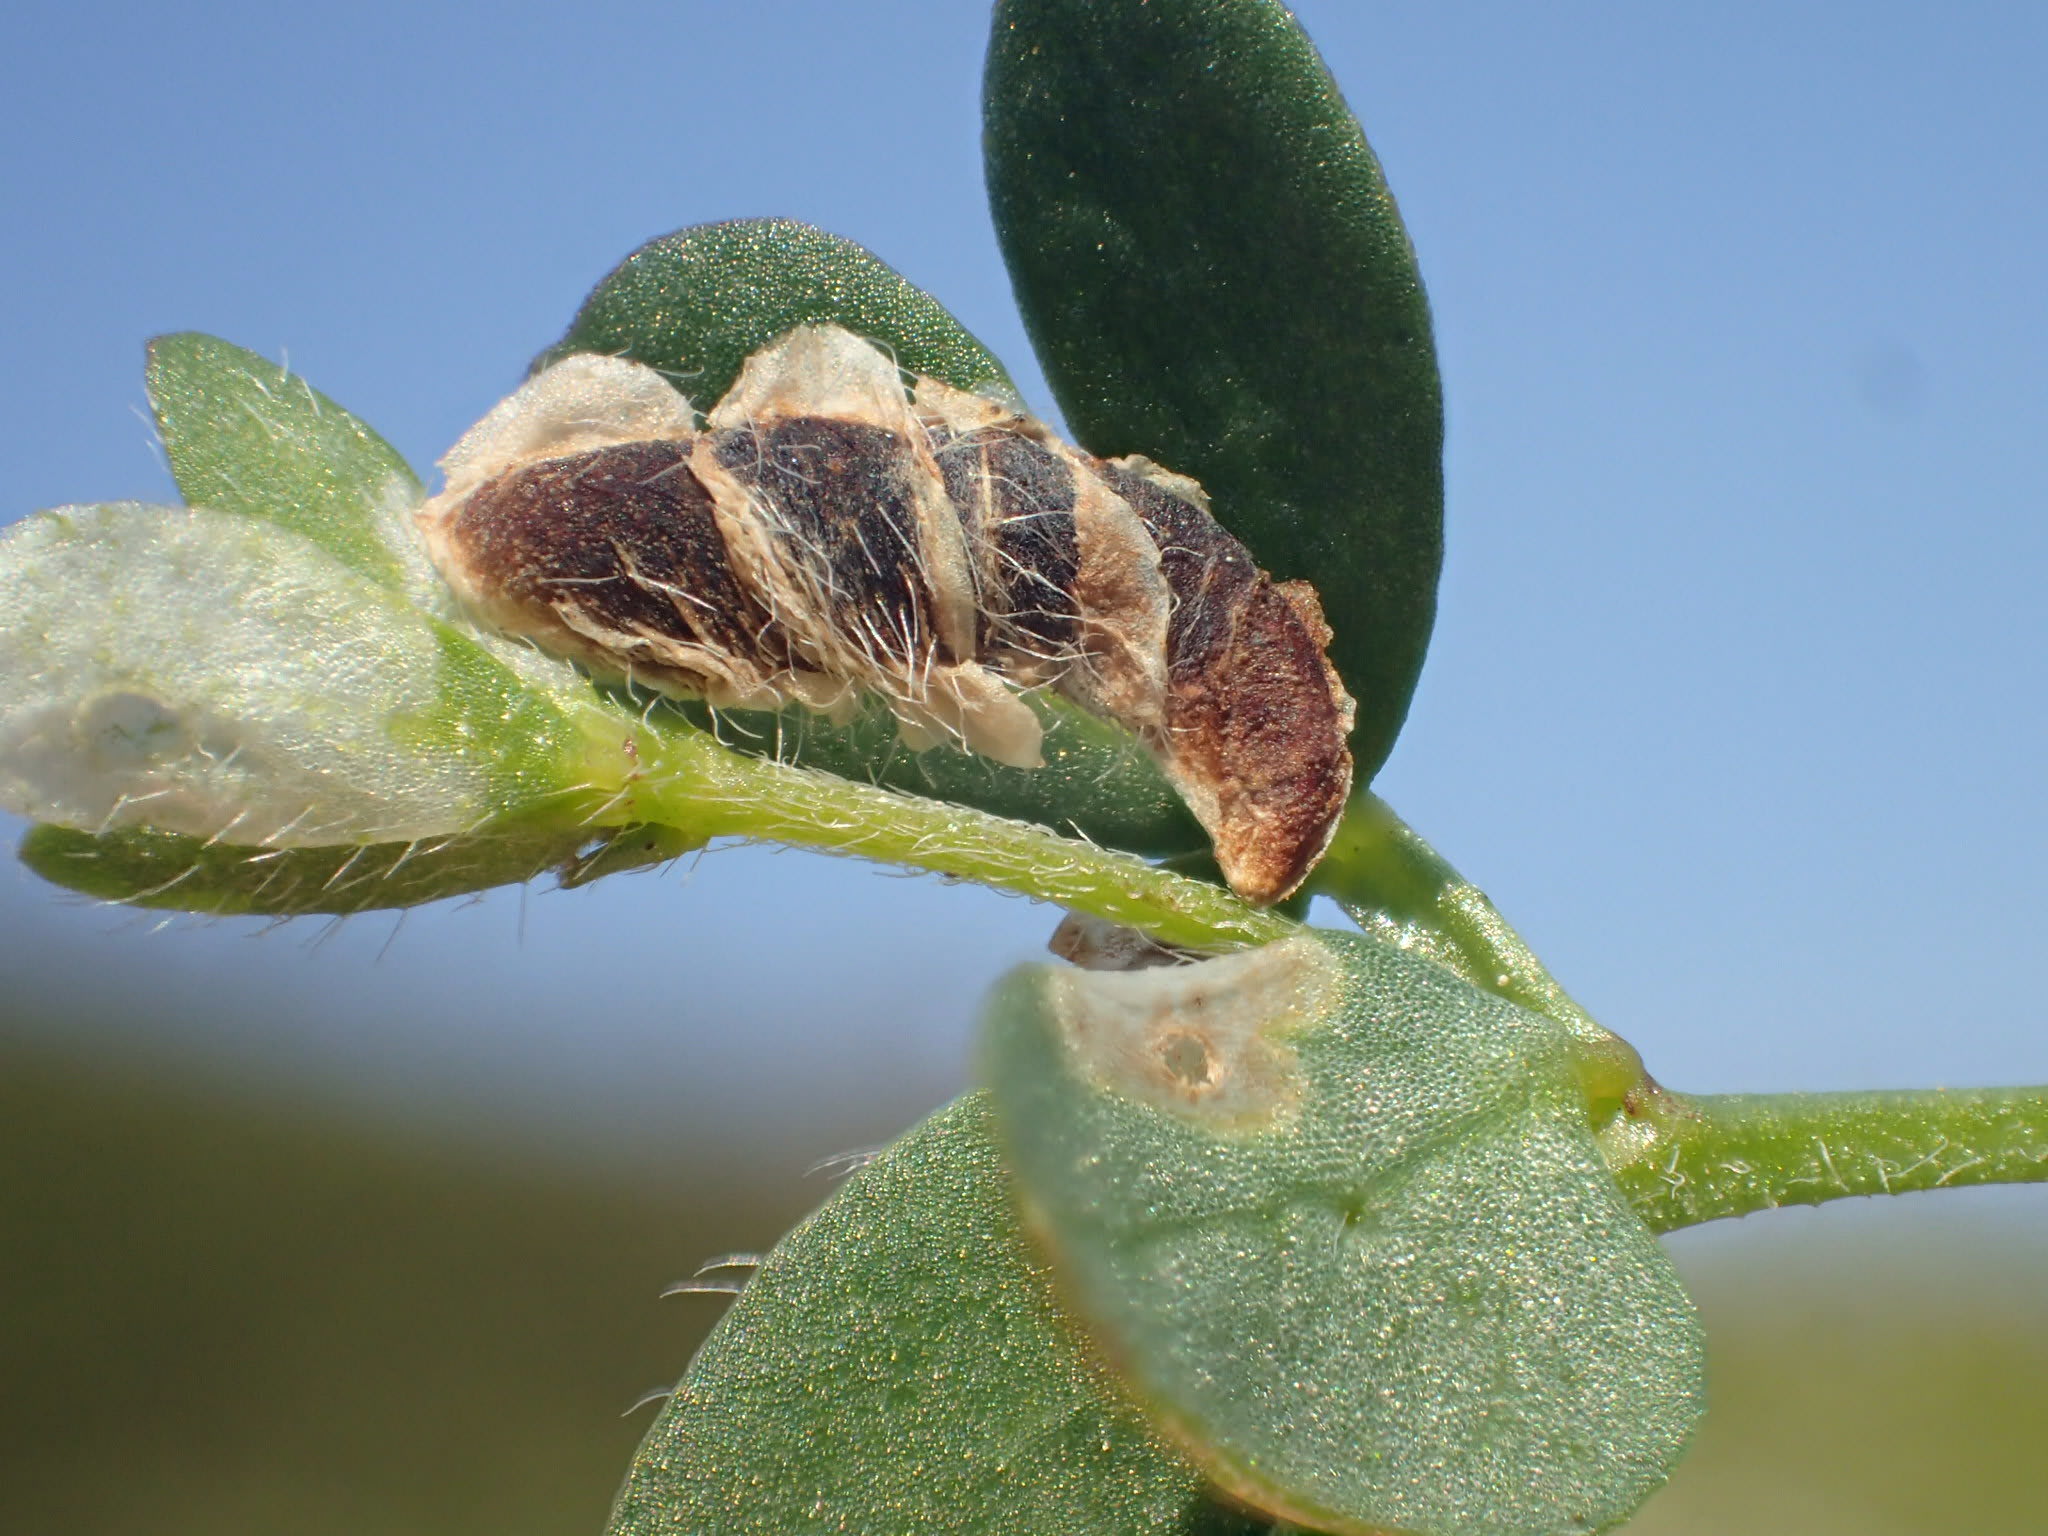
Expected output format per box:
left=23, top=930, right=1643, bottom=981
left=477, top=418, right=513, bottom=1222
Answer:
left=1158, top=1031, right=1214, bottom=1087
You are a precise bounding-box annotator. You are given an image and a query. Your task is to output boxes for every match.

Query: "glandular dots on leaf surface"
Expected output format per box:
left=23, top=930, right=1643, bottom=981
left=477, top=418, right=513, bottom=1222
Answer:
left=417, top=325, right=1355, bottom=904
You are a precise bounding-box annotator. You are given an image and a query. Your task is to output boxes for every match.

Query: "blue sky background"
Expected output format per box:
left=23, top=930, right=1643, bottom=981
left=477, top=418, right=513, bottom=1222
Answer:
left=2, top=2, right=2044, bottom=1208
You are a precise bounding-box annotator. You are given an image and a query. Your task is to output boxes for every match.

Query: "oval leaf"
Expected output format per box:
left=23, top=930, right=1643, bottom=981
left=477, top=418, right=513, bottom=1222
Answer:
left=538, top=217, right=1016, bottom=404
left=0, top=503, right=588, bottom=847
left=16, top=821, right=692, bottom=917
left=608, top=1093, right=1270, bottom=1536
left=983, top=930, right=1704, bottom=1536
left=147, top=332, right=426, bottom=594
left=985, top=0, right=1444, bottom=783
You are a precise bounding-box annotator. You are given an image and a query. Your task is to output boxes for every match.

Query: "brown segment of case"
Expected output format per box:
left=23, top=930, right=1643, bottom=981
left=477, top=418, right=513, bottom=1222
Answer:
left=430, top=343, right=1352, bottom=904
left=1093, top=462, right=1355, bottom=904
left=930, top=424, right=1083, bottom=672
left=710, top=417, right=951, bottom=671
left=438, top=439, right=794, bottom=690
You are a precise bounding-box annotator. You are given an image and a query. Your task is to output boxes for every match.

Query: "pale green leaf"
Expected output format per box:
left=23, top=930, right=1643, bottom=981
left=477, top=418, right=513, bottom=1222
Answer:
left=147, top=332, right=428, bottom=596
left=0, top=503, right=589, bottom=847
left=607, top=1094, right=1268, bottom=1536
left=984, top=930, right=1704, bottom=1536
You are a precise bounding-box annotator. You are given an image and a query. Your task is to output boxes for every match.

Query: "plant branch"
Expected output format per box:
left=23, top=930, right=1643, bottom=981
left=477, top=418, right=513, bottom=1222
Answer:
left=1311, top=792, right=1646, bottom=1114
left=1311, top=793, right=1602, bottom=1036
left=1607, top=1084, right=2048, bottom=1234
left=577, top=709, right=1293, bottom=954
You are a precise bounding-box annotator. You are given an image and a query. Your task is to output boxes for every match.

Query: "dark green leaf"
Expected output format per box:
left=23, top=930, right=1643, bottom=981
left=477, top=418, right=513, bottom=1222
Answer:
left=986, top=0, right=1444, bottom=782
left=607, top=1094, right=1268, bottom=1536
left=984, top=929, right=1704, bottom=1536
left=17, top=821, right=692, bottom=917
left=537, top=218, right=1016, bottom=404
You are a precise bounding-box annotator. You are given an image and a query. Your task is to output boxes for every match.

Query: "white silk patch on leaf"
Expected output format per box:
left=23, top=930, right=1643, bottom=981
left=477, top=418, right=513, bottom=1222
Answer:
left=0, top=503, right=501, bottom=846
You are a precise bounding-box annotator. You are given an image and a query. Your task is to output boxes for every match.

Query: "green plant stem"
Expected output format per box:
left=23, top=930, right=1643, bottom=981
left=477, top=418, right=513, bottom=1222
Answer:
left=578, top=710, right=1292, bottom=954
left=1312, top=797, right=2048, bottom=1229
left=1609, top=1084, right=2048, bottom=1234
left=1311, top=792, right=1646, bottom=1113
left=1311, top=793, right=1600, bottom=1036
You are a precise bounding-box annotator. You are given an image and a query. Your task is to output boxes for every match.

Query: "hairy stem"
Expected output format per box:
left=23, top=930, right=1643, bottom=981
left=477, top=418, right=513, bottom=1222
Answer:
left=575, top=709, right=1292, bottom=953
left=1312, top=793, right=1601, bottom=1035
left=1311, top=792, right=1645, bottom=1113
left=1607, top=1084, right=2048, bottom=1234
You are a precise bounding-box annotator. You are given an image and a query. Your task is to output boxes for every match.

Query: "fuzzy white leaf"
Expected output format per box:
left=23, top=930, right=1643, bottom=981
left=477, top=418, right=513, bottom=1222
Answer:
left=0, top=503, right=505, bottom=846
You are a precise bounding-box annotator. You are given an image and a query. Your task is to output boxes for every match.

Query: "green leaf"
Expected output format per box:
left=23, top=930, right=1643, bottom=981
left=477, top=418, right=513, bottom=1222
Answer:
left=132, top=334, right=704, bottom=907
left=17, top=821, right=693, bottom=917
left=142, top=332, right=604, bottom=810
left=983, top=930, right=1704, bottom=1536
left=608, top=1093, right=1270, bottom=1536
left=147, top=333, right=424, bottom=592
left=985, top=0, right=1444, bottom=783
left=0, top=503, right=592, bottom=848
left=538, top=217, right=1017, bottom=405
